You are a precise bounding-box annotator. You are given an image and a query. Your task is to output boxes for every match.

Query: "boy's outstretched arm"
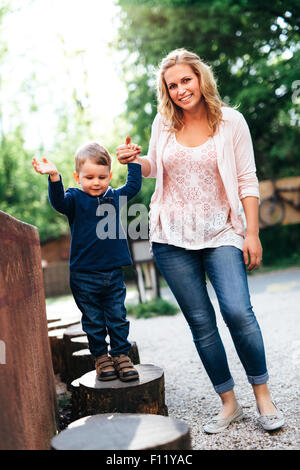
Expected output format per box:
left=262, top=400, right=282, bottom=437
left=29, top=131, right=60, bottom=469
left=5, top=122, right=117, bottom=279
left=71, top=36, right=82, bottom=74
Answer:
left=32, top=156, right=74, bottom=216
left=32, top=157, right=60, bottom=182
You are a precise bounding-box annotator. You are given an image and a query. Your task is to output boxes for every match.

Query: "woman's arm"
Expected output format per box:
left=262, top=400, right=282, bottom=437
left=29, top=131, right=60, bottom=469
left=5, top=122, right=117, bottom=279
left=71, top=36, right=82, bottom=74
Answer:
left=241, top=196, right=262, bottom=271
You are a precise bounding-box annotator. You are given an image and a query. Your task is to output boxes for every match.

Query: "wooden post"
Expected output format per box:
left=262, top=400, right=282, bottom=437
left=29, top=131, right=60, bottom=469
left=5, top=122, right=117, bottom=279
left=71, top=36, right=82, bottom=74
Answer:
left=0, top=211, right=57, bottom=450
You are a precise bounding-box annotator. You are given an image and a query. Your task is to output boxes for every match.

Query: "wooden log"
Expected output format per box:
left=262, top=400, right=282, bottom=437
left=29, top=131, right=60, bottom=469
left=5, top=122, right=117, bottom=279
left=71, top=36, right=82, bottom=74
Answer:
left=63, top=322, right=85, bottom=340
left=62, top=335, right=88, bottom=383
left=47, top=317, right=61, bottom=324
left=48, top=318, right=80, bottom=332
left=48, top=328, right=66, bottom=375
left=69, top=349, right=94, bottom=387
left=126, top=341, right=140, bottom=365
left=51, top=413, right=191, bottom=450
left=71, top=364, right=168, bottom=420
left=48, top=323, right=87, bottom=379
left=70, top=378, right=82, bottom=420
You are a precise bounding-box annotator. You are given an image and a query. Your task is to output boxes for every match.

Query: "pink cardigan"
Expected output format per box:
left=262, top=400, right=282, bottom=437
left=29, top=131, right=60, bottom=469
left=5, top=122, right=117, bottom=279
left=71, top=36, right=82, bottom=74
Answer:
left=143, top=106, right=260, bottom=239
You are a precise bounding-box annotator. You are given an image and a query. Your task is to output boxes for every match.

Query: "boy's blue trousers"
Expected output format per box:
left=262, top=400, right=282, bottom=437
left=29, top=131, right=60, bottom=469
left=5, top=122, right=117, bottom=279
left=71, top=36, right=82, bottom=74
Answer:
left=70, top=268, right=131, bottom=357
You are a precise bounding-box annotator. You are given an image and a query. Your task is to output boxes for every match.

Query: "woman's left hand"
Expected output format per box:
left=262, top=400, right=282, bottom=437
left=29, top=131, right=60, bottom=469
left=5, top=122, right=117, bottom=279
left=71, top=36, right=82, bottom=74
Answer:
left=243, top=234, right=263, bottom=271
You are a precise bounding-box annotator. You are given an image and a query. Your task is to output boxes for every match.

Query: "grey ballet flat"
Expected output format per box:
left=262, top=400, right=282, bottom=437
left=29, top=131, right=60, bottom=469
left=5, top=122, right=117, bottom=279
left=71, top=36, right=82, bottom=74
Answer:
left=257, top=403, right=285, bottom=431
left=203, top=404, right=244, bottom=434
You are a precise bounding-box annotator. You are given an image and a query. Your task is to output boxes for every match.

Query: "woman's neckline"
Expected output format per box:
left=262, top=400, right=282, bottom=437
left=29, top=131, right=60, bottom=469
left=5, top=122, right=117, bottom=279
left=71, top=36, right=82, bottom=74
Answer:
left=173, top=132, right=212, bottom=149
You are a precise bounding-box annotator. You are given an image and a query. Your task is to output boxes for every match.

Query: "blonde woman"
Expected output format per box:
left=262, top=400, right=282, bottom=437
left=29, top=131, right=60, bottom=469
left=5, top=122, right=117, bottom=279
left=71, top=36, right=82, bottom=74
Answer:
left=116, top=49, right=284, bottom=433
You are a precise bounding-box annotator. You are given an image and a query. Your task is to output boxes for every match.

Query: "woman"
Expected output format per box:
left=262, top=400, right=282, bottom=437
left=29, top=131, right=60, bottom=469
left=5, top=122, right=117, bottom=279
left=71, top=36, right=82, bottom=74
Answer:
left=116, top=49, right=284, bottom=433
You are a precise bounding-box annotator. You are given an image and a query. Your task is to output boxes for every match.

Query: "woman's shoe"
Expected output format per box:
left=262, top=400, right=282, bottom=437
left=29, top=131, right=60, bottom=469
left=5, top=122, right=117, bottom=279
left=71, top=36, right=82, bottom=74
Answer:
left=257, top=403, right=285, bottom=431
left=203, top=404, right=244, bottom=434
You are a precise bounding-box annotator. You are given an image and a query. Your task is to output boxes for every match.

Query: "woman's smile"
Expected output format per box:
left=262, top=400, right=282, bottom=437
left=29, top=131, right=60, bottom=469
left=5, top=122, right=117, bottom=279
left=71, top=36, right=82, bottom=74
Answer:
left=164, top=63, right=202, bottom=111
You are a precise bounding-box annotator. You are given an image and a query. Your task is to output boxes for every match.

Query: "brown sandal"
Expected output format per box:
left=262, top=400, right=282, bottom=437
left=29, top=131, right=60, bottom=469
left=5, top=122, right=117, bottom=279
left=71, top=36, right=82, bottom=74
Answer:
left=112, top=354, right=139, bottom=382
left=95, top=354, right=118, bottom=381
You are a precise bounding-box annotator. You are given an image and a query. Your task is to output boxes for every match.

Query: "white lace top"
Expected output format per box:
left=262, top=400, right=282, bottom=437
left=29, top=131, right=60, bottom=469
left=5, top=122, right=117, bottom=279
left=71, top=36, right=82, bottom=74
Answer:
left=151, top=132, right=245, bottom=251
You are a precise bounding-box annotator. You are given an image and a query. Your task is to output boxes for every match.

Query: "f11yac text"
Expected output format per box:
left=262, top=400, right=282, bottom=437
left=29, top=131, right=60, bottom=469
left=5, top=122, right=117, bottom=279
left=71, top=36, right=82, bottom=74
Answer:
left=106, top=454, right=193, bottom=466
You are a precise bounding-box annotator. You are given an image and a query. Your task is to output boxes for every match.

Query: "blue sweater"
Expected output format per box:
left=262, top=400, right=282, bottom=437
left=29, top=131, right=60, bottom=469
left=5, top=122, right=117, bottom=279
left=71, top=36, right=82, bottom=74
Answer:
left=48, top=163, right=142, bottom=272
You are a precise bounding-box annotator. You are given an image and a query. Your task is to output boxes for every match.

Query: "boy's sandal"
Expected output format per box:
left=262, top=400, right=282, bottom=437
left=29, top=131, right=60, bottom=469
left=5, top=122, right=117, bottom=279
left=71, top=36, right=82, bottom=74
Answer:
left=112, top=354, right=139, bottom=382
left=95, top=354, right=118, bottom=381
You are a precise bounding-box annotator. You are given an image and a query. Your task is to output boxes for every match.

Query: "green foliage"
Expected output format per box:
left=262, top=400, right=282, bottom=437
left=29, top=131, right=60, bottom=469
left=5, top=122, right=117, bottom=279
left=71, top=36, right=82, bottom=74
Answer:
left=259, top=223, right=300, bottom=266
left=0, top=3, right=129, bottom=242
left=0, top=125, right=64, bottom=240
left=115, top=0, right=300, bottom=180
left=126, top=297, right=179, bottom=318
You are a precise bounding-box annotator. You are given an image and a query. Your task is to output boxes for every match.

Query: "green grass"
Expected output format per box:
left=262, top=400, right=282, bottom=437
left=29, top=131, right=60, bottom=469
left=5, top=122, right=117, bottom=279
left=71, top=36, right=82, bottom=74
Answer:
left=126, top=297, right=179, bottom=319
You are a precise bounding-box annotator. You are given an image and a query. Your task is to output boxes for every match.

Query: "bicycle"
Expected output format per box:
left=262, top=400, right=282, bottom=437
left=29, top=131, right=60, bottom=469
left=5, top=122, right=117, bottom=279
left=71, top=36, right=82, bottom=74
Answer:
left=259, top=179, right=300, bottom=226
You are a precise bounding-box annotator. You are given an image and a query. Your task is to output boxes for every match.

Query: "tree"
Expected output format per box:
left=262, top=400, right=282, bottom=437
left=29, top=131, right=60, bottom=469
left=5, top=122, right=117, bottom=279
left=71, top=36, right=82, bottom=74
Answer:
left=114, top=0, right=300, bottom=194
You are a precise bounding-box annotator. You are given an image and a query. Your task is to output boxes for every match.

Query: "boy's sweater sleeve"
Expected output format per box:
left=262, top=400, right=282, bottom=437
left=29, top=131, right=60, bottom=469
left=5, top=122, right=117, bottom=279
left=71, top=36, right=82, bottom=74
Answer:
left=48, top=175, right=75, bottom=217
left=115, top=163, right=142, bottom=201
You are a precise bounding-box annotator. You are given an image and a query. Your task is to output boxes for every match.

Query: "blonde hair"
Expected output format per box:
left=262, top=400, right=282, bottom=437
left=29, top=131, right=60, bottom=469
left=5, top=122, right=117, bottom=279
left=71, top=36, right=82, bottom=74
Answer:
left=75, top=141, right=112, bottom=173
left=157, top=48, right=226, bottom=135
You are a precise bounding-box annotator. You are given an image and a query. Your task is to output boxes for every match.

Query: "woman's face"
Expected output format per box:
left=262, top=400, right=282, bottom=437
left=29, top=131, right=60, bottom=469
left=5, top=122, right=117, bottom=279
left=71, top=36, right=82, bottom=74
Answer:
left=164, top=63, right=202, bottom=112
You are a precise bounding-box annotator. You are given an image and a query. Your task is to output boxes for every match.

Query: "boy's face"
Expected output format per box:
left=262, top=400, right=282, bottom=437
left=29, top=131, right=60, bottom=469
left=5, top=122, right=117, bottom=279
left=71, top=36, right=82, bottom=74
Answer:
left=73, top=159, right=112, bottom=197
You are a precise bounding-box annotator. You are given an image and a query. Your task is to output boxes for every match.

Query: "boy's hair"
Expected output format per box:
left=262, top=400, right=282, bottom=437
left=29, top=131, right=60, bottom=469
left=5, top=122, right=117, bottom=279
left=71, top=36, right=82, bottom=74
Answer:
left=75, top=141, right=112, bottom=173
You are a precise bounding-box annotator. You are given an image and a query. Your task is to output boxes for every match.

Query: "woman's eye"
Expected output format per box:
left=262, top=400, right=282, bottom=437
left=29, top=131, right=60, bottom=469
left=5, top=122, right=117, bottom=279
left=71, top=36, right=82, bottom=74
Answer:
left=183, top=78, right=191, bottom=83
left=169, top=84, right=176, bottom=90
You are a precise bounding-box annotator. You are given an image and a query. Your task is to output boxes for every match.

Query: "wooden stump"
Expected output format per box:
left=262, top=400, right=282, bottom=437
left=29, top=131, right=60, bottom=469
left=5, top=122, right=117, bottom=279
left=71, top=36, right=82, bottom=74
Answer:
left=71, top=364, right=168, bottom=419
left=126, top=341, right=140, bottom=365
left=69, top=349, right=94, bottom=386
left=48, top=328, right=66, bottom=374
left=51, top=413, right=191, bottom=450
left=70, top=378, right=81, bottom=420
left=63, top=322, right=85, bottom=340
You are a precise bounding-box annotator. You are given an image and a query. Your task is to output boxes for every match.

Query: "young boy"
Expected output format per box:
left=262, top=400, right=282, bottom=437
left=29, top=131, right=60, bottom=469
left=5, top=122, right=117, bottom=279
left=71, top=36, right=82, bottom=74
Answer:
left=32, top=141, right=142, bottom=382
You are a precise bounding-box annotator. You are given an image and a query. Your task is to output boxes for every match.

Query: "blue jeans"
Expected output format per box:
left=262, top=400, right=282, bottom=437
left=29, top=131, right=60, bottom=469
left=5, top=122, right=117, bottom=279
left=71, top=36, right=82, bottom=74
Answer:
left=152, top=242, right=269, bottom=394
left=70, top=268, right=131, bottom=357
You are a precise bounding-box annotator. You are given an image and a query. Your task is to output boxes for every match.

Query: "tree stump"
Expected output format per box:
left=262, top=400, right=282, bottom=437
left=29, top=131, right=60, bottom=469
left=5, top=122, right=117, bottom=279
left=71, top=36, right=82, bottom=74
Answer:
left=125, top=341, right=140, bottom=365
left=51, top=413, right=191, bottom=450
left=69, top=349, right=94, bottom=386
left=71, top=364, right=168, bottom=419
left=48, top=328, right=66, bottom=374
left=63, top=322, right=85, bottom=340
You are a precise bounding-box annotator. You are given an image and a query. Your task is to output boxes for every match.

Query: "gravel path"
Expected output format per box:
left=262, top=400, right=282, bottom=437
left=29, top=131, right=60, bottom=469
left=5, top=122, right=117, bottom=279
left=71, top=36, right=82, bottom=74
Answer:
left=126, top=268, right=300, bottom=450
left=48, top=267, right=300, bottom=450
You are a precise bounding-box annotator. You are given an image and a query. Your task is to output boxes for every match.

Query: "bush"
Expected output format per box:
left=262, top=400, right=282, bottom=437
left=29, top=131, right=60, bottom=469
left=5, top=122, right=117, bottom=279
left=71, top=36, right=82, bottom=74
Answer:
left=260, top=223, right=300, bottom=266
left=126, top=298, right=179, bottom=319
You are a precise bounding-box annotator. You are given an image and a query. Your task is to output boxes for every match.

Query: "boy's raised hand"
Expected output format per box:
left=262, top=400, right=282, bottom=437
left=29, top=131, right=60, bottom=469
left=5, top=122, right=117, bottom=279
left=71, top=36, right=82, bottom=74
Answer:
left=116, top=136, right=141, bottom=164
left=32, top=157, right=59, bottom=179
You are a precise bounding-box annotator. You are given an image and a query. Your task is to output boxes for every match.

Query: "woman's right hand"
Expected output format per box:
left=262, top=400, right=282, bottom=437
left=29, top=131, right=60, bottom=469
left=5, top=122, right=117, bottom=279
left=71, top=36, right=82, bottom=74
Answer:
left=116, top=136, right=141, bottom=164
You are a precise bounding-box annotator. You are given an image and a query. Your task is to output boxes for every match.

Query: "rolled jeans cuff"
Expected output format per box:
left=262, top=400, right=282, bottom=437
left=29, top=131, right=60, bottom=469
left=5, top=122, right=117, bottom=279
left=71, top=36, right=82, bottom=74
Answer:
left=214, top=377, right=235, bottom=394
left=247, top=371, right=269, bottom=385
